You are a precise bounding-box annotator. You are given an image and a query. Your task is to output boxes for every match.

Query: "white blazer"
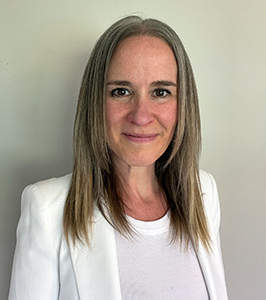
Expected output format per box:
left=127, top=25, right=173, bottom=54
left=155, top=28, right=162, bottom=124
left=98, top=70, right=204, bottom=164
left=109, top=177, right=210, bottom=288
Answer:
left=9, top=170, right=228, bottom=300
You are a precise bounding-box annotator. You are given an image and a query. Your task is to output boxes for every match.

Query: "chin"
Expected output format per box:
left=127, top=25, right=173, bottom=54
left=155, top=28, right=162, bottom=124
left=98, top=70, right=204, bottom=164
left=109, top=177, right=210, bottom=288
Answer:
left=118, top=152, right=160, bottom=168
left=127, top=159, right=156, bottom=167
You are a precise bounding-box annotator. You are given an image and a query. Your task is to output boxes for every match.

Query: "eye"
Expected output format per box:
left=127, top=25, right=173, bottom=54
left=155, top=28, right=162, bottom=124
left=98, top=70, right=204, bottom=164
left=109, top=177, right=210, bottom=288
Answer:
left=110, top=88, right=131, bottom=97
left=153, top=88, right=171, bottom=98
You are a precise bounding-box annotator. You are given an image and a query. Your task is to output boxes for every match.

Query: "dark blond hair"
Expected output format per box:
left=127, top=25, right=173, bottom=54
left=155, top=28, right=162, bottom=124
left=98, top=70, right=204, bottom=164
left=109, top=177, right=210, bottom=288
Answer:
left=63, top=15, right=211, bottom=251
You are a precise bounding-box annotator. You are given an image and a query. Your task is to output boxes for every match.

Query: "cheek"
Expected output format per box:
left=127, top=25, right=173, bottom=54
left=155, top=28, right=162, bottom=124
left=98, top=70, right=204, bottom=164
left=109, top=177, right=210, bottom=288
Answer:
left=106, top=100, right=130, bottom=128
left=160, top=102, right=178, bottom=130
left=106, top=101, right=128, bottom=143
left=105, top=103, right=117, bottom=150
left=106, top=101, right=118, bottom=131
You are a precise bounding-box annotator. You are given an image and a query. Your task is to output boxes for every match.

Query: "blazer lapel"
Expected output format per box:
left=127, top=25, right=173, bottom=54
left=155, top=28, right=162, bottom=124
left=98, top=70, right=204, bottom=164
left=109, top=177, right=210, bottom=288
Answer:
left=59, top=237, right=80, bottom=300
left=66, top=213, right=122, bottom=300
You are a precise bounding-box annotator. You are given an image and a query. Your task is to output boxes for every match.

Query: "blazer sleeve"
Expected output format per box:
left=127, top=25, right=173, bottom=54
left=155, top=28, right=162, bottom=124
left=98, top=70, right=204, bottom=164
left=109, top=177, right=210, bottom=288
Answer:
left=8, top=184, right=61, bottom=300
left=207, top=172, right=225, bottom=273
left=199, top=171, right=228, bottom=299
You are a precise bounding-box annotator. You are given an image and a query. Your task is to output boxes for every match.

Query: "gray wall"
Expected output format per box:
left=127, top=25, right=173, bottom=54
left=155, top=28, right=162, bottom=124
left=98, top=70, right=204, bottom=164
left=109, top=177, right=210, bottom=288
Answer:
left=1, top=1, right=266, bottom=299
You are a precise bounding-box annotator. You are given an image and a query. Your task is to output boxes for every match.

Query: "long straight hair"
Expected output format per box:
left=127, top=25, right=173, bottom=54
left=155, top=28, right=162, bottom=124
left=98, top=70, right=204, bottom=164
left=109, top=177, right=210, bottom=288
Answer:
left=63, top=16, right=211, bottom=251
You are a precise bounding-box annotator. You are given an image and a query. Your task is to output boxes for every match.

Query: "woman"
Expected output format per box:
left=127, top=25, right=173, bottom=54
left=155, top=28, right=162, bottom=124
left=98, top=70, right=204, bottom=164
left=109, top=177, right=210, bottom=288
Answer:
left=9, top=16, right=228, bottom=299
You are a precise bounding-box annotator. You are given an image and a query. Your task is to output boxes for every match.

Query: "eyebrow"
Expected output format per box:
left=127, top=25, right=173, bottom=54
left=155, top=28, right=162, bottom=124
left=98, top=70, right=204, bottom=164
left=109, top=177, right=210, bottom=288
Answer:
left=107, top=80, right=132, bottom=86
left=107, top=80, right=177, bottom=87
left=150, top=80, right=177, bottom=87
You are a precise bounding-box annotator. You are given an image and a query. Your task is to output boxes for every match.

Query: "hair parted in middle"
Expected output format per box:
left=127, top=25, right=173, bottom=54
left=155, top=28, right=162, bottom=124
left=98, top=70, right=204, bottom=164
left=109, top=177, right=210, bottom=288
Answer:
left=63, top=15, right=211, bottom=251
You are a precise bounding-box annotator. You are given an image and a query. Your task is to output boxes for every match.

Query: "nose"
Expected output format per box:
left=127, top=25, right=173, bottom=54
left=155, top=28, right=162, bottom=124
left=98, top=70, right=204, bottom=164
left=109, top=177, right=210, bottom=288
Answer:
left=127, top=98, right=154, bottom=126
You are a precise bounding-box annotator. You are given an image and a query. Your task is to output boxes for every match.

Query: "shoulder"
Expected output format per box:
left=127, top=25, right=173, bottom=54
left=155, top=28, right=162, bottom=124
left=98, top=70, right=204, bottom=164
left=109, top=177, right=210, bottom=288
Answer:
left=199, top=170, right=221, bottom=235
left=199, top=170, right=219, bottom=205
left=20, top=174, right=72, bottom=249
left=23, top=173, right=72, bottom=199
left=199, top=170, right=217, bottom=194
left=22, top=174, right=72, bottom=209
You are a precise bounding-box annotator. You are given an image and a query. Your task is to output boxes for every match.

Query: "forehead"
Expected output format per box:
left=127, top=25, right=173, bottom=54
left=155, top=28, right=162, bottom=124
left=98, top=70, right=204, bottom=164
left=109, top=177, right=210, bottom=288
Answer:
left=108, top=35, right=177, bottom=81
left=112, top=35, right=174, bottom=60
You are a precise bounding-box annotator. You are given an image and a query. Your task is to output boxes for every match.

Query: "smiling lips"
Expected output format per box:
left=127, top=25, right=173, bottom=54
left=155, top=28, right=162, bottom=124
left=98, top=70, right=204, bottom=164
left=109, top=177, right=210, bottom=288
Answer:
left=122, top=132, right=158, bottom=143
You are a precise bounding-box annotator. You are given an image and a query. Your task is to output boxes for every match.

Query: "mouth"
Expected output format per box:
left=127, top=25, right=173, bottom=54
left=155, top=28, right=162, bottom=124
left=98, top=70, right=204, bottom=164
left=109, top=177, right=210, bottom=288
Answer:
left=122, top=132, right=158, bottom=143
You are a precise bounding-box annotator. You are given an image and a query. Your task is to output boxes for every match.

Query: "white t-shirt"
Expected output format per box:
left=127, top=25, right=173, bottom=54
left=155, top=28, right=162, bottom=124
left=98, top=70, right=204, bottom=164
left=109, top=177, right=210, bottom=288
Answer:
left=115, top=212, right=209, bottom=300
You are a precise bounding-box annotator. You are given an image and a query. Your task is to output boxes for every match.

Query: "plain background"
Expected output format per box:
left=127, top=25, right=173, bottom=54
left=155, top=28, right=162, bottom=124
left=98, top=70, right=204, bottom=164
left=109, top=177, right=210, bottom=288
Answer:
left=1, top=0, right=266, bottom=299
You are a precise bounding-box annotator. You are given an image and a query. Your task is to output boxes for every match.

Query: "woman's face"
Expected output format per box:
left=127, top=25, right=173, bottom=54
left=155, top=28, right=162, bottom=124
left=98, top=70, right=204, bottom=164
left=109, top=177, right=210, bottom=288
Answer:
left=106, top=35, right=178, bottom=169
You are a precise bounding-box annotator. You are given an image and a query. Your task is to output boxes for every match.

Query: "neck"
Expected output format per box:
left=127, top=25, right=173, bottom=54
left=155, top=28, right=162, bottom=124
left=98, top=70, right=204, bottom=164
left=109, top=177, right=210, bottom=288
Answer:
left=113, top=159, right=168, bottom=221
